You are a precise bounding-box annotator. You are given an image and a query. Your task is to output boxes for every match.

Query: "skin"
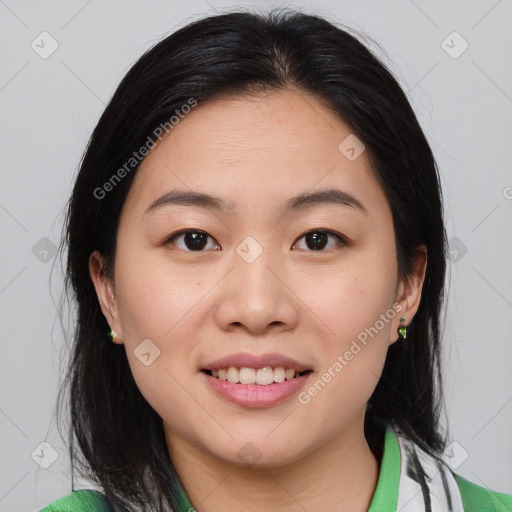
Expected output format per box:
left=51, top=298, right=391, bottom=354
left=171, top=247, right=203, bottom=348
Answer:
left=90, top=87, right=427, bottom=512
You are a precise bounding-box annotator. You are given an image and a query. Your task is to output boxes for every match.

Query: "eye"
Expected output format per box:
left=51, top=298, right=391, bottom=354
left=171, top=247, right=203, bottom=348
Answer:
left=164, top=228, right=348, bottom=252
left=164, top=229, right=220, bottom=252
left=292, top=230, right=348, bottom=251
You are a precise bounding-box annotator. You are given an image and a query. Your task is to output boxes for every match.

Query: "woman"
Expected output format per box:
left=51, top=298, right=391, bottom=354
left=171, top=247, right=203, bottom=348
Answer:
left=41, top=8, right=512, bottom=512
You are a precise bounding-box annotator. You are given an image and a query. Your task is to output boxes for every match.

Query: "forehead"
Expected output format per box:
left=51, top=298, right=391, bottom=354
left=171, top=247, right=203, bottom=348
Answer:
left=121, top=88, right=389, bottom=220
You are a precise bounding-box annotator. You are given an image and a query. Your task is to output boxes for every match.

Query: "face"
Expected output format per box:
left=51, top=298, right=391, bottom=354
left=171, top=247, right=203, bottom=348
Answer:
left=90, top=88, right=426, bottom=469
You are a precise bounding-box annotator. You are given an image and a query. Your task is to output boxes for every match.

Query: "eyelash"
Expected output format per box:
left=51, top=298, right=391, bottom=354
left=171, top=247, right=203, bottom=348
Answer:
left=163, top=228, right=349, bottom=252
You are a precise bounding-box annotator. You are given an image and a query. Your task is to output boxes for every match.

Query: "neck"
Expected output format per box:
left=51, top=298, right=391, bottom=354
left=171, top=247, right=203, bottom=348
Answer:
left=166, top=414, right=380, bottom=512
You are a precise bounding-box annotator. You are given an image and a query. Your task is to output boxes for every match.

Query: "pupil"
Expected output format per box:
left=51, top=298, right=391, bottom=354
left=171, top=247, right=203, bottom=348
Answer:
left=307, top=232, right=327, bottom=250
left=183, top=232, right=328, bottom=251
left=185, top=232, right=207, bottom=250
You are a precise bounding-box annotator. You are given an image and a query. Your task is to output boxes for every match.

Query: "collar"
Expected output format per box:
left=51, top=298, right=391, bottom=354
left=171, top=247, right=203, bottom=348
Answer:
left=370, top=422, right=465, bottom=511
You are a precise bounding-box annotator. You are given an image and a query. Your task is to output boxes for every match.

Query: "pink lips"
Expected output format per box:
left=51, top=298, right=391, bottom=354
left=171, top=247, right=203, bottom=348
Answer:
left=200, top=351, right=313, bottom=408
left=201, top=370, right=312, bottom=408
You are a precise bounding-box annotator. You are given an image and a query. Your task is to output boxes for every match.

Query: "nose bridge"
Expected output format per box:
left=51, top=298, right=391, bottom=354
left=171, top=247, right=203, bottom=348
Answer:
left=213, top=234, right=297, bottom=333
left=233, top=234, right=281, bottom=297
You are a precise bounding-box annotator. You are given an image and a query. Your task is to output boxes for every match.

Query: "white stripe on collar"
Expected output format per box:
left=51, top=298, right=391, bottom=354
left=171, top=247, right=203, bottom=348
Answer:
left=394, top=424, right=465, bottom=512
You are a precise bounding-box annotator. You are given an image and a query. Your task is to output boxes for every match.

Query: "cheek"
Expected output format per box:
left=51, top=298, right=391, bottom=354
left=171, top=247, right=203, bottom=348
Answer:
left=114, top=242, right=207, bottom=339
left=297, top=281, right=395, bottom=433
left=293, top=250, right=397, bottom=405
left=112, top=246, right=209, bottom=402
left=113, top=250, right=205, bottom=431
left=293, top=250, right=397, bottom=342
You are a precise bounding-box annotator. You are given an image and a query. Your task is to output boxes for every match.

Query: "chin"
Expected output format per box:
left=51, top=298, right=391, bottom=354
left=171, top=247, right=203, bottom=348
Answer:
left=203, top=436, right=308, bottom=469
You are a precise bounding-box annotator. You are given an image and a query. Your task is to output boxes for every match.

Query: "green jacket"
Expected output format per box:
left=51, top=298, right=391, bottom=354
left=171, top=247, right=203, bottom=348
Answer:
left=40, top=425, right=512, bottom=511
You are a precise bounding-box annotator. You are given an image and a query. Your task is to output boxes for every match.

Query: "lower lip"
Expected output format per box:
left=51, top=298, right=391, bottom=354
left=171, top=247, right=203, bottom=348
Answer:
left=201, top=371, right=313, bottom=408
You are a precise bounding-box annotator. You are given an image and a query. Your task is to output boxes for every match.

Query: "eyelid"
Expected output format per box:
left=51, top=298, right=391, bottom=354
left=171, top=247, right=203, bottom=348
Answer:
left=164, top=228, right=209, bottom=243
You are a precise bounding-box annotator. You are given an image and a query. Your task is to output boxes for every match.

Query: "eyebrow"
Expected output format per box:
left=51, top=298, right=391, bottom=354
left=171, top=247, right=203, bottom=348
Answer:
left=144, top=187, right=367, bottom=216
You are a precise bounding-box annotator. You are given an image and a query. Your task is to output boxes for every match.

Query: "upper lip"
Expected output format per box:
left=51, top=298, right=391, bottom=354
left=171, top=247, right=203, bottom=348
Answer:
left=201, top=352, right=312, bottom=372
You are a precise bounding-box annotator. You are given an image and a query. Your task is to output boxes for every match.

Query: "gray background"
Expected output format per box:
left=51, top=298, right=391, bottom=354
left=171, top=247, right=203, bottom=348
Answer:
left=0, top=0, right=511, bottom=510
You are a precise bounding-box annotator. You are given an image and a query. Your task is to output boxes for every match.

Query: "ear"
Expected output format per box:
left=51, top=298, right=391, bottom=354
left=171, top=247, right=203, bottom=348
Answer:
left=389, top=244, right=428, bottom=345
left=88, top=250, right=125, bottom=344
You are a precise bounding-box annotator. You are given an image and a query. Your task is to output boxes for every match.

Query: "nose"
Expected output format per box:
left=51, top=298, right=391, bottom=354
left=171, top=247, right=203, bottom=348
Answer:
left=213, top=242, right=299, bottom=335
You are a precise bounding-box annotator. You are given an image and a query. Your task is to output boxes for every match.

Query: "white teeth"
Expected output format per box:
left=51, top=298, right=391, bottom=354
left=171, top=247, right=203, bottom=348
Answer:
left=239, top=367, right=256, bottom=384
left=274, top=367, right=285, bottom=382
left=226, top=367, right=239, bottom=383
left=256, top=367, right=274, bottom=385
left=209, top=366, right=306, bottom=385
